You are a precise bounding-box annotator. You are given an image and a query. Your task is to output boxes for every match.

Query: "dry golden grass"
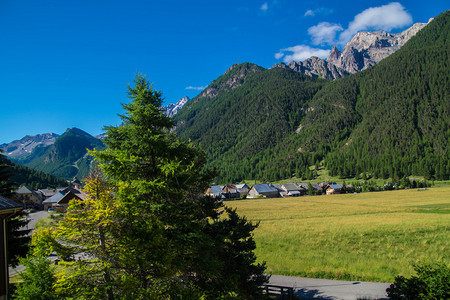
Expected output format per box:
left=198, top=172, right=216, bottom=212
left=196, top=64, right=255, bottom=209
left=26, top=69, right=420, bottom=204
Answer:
left=228, top=186, right=450, bottom=282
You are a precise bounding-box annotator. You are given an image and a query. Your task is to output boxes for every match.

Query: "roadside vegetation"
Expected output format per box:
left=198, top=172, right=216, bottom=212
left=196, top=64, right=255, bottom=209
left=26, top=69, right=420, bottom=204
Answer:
left=229, top=186, right=450, bottom=282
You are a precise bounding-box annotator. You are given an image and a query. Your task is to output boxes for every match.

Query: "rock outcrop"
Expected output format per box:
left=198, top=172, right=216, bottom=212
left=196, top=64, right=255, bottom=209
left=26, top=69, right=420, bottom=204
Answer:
left=274, top=21, right=428, bottom=79
left=328, top=22, right=428, bottom=74
left=199, top=63, right=264, bottom=99
left=0, top=133, right=59, bottom=158
left=164, top=96, right=190, bottom=117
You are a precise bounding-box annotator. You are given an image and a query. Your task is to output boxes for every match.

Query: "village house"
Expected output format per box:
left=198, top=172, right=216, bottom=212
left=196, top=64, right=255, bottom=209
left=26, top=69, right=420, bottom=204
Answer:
left=247, top=184, right=280, bottom=198
left=13, top=185, right=42, bottom=207
left=235, top=183, right=250, bottom=197
left=205, top=185, right=224, bottom=199
left=281, top=183, right=305, bottom=197
left=222, top=184, right=240, bottom=199
left=56, top=191, right=86, bottom=211
left=37, top=188, right=56, bottom=200
left=42, top=191, right=65, bottom=211
left=43, top=185, right=86, bottom=211
left=326, top=183, right=342, bottom=195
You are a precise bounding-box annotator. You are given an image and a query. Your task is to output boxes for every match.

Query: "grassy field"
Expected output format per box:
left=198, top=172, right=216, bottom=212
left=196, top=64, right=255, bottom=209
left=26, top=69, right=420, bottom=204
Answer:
left=228, top=186, right=449, bottom=282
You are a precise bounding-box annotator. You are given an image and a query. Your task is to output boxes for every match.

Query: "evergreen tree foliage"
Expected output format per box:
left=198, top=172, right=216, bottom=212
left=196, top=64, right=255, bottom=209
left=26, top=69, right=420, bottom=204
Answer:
left=75, top=74, right=268, bottom=298
left=174, top=64, right=325, bottom=183
left=12, top=256, right=57, bottom=300
left=1, top=152, right=67, bottom=189
left=0, top=151, right=31, bottom=267
left=387, top=262, right=449, bottom=299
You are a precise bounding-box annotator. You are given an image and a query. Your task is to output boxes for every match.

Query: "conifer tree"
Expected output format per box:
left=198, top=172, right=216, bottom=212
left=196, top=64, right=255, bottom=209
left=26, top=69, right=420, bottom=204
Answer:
left=0, top=151, right=31, bottom=267
left=85, top=74, right=268, bottom=298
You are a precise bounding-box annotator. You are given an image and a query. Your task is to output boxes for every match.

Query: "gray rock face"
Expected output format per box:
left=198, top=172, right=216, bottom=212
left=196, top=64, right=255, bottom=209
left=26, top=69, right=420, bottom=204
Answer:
left=0, top=133, right=59, bottom=158
left=329, top=22, right=428, bottom=74
left=286, top=56, right=349, bottom=80
left=164, top=96, right=190, bottom=117
left=199, top=63, right=264, bottom=99
left=274, top=22, right=428, bottom=80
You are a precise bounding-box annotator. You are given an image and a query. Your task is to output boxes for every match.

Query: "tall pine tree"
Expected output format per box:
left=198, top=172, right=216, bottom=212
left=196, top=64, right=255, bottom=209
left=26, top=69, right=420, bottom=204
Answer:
left=53, top=74, right=269, bottom=299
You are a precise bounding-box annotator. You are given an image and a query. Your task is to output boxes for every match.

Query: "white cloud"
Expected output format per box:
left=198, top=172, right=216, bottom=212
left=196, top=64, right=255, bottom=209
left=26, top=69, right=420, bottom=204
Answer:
left=260, top=2, right=268, bottom=11
left=275, top=45, right=330, bottom=63
left=185, top=86, right=207, bottom=91
left=304, top=7, right=333, bottom=17
left=274, top=52, right=284, bottom=59
left=308, top=22, right=343, bottom=45
left=339, top=2, right=413, bottom=45
left=304, top=9, right=314, bottom=17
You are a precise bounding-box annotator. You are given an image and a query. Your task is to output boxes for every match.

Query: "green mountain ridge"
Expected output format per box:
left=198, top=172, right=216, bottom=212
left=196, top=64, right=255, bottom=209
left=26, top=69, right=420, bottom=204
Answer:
left=0, top=154, right=68, bottom=190
left=21, top=128, right=105, bottom=180
left=174, top=11, right=449, bottom=183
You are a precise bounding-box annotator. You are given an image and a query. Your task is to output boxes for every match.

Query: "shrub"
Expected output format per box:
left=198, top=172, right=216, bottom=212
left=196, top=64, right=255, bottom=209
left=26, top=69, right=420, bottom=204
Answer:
left=386, top=262, right=449, bottom=299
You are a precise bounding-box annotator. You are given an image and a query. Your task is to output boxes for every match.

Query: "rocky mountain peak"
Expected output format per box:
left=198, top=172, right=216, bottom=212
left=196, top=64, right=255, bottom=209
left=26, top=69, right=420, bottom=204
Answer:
left=327, top=46, right=341, bottom=64
left=199, top=63, right=264, bottom=99
left=0, top=133, right=59, bottom=158
left=273, top=21, right=428, bottom=80
left=329, top=21, right=428, bottom=74
left=164, top=96, right=190, bottom=117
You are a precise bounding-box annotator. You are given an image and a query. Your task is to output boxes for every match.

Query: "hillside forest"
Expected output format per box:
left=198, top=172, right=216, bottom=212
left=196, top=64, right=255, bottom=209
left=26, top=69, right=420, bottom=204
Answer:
left=174, top=11, right=449, bottom=183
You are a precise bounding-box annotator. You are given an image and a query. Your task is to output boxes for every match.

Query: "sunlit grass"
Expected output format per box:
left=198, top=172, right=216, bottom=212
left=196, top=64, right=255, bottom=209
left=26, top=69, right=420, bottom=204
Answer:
left=228, top=186, right=450, bottom=282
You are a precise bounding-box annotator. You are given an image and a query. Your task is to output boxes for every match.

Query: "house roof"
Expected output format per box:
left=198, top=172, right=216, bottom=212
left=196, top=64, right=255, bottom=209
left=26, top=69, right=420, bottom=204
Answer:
left=252, top=184, right=279, bottom=194
left=282, top=183, right=301, bottom=191
left=38, top=189, right=56, bottom=197
left=328, top=184, right=342, bottom=190
left=57, top=191, right=85, bottom=205
left=0, top=195, right=21, bottom=213
left=222, top=184, right=238, bottom=193
left=235, top=184, right=249, bottom=189
left=208, top=185, right=223, bottom=197
left=311, top=183, right=321, bottom=190
left=15, top=185, right=35, bottom=194
left=42, top=191, right=65, bottom=204
left=57, top=186, right=82, bottom=195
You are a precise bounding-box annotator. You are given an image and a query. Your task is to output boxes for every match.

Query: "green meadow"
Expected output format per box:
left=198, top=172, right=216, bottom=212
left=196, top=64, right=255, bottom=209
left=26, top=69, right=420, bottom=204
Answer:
left=228, top=186, right=450, bottom=282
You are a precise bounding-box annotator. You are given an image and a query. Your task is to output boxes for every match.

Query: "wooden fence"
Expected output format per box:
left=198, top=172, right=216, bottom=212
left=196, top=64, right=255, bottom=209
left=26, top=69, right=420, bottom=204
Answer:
left=262, top=284, right=295, bottom=299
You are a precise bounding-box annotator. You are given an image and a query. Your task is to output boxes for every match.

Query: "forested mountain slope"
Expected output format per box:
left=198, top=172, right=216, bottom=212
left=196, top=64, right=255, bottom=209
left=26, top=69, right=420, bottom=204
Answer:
left=0, top=154, right=67, bottom=189
left=174, top=64, right=326, bottom=182
left=23, top=128, right=104, bottom=180
left=301, top=10, right=449, bottom=180
left=174, top=11, right=449, bottom=183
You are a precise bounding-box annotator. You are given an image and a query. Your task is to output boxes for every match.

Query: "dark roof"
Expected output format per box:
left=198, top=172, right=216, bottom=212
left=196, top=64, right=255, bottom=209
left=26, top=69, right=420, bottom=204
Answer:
left=38, top=189, right=56, bottom=197
left=235, top=184, right=249, bottom=189
left=252, top=184, right=279, bottom=194
left=57, top=191, right=85, bottom=205
left=311, top=183, right=321, bottom=190
left=57, top=186, right=82, bottom=195
left=0, top=195, right=21, bottom=213
left=42, top=191, right=65, bottom=204
left=297, top=182, right=310, bottom=189
left=15, top=185, right=35, bottom=194
left=282, top=183, right=301, bottom=191
left=222, top=184, right=238, bottom=193
left=209, top=185, right=223, bottom=197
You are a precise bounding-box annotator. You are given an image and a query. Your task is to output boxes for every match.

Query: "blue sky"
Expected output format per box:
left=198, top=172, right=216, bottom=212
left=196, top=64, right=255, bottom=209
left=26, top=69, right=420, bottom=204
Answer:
left=0, top=0, right=447, bottom=144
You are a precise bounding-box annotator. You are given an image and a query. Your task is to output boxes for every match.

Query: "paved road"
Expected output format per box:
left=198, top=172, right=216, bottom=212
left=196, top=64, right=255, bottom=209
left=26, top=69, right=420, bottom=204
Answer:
left=24, top=210, right=50, bottom=232
left=269, top=274, right=391, bottom=300
left=10, top=210, right=50, bottom=276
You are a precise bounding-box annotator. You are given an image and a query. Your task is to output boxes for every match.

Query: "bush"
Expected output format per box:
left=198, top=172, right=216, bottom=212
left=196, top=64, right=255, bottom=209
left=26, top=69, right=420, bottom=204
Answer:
left=386, top=262, right=449, bottom=299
